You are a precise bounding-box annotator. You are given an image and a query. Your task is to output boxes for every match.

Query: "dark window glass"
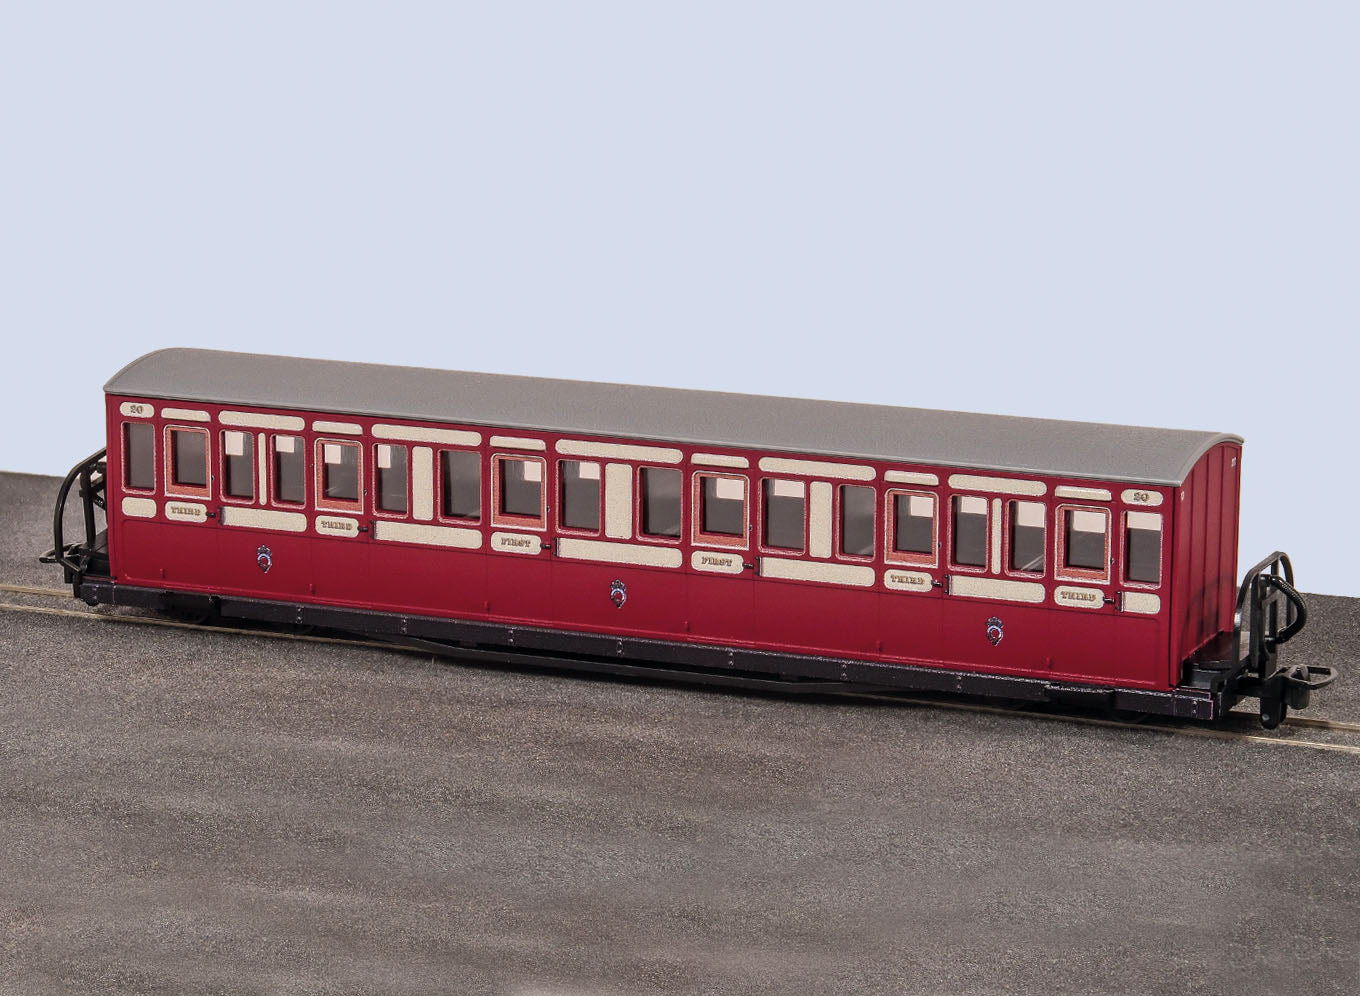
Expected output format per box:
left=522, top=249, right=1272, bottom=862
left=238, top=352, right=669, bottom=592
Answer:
left=1064, top=508, right=1107, bottom=571
left=500, top=458, right=542, bottom=518
left=440, top=450, right=480, bottom=520
left=322, top=442, right=359, bottom=503
left=273, top=435, right=304, bottom=504
left=1125, top=512, right=1162, bottom=584
left=894, top=493, right=935, bottom=555
left=952, top=495, right=988, bottom=567
left=1009, top=500, right=1045, bottom=573
left=763, top=479, right=805, bottom=550
left=171, top=429, right=208, bottom=488
left=124, top=422, right=154, bottom=490
left=376, top=444, right=408, bottom=514
left=701, top=475, right=745, bottom=537
left=560, top=460, right=601, bottom=531
left=222, top=430, right=254, bottom=500
left=840, top=485, right=874, bottom=557
left=641, top=467, right=681, bottom=538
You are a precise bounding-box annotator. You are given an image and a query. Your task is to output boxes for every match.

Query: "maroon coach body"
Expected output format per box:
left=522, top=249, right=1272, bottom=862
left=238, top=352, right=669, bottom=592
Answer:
left=45, top=349, right=1331, bottom=727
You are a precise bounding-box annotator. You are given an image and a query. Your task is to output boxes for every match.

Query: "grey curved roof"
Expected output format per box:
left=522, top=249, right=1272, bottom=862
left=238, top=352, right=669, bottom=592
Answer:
left=106, top=348, right=1239, bottom=486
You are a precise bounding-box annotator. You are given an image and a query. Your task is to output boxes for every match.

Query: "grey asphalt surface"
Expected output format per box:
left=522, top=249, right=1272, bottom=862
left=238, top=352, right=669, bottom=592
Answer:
left=1, top=471, right=1357, bottom=995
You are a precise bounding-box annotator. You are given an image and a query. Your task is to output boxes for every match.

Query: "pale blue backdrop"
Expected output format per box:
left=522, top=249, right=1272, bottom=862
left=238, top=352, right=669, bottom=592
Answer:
left=2, top=4, right=1355, bottom=594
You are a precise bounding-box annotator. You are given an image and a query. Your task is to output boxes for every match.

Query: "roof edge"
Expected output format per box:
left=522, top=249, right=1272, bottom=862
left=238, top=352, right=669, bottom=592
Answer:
left=100, top=348, right=1245, bottom=487
left=1166, top=433, right=1244, bottom=486
left=103, top=347, right=183, bottom=395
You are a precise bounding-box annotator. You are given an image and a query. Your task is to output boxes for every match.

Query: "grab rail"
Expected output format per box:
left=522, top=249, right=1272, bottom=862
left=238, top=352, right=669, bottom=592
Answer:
left=39, top=448, right=107, bottom=587
left=1232, top=551, right=1333, bottom=728
left=1233, top=551, right=1304, bottom=677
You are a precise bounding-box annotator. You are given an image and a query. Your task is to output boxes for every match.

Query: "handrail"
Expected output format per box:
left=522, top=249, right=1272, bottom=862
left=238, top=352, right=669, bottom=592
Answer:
left=1231, top=550, right=1304, bottom=678
left=44, top=448, right=107, bottom=579
left=1232, top=550, right=1293, bottom=634
left=1260, top=573, right=1308, bottom=647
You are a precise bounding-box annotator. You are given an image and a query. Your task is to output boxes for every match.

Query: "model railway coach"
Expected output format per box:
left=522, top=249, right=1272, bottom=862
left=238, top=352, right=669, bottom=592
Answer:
left=44, top=349, right=1332, bottom=727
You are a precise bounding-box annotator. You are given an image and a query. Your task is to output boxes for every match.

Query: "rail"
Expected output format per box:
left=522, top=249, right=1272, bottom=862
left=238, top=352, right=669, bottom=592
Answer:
left=3, top=585, right=1359, bottom=754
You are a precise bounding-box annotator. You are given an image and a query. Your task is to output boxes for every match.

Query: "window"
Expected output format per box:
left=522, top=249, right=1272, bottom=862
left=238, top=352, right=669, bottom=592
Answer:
left=376, top=443, right=408, bottom=514
left=1124, top=511, right=1162, bottom=585
left=639, top=467, right=681, bottom=539
left=694, top=473, right=747, bottom=545
left=492, top=455, right=545, bottom=527
left=1059, top=506, right=1110, bottom=580
left=123, top=422, right=154, bottom=491
left=560, top=460, right=601, bottom=532
left=272, top=435, right=305, bottom=505
left=839, top=485, right=875, bottom=558
left=316, top=439, right=361, bottom=510
left=887, top=491, right=936, bottom=565
left=951, top=495, right=988, bottom=568
left=1009, top=500, right=1045, bottom=574
left=762, top=478, right=805, bottom=551
left=165, top=427, right=209, bottom=498
left=439, top=449, right=481, bottom=520
left=221, top=431, right=254, bottom=501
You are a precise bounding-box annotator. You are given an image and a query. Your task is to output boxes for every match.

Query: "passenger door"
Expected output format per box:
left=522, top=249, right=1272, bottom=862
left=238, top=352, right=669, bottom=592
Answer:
left=685, top=470, right=755, bottom=645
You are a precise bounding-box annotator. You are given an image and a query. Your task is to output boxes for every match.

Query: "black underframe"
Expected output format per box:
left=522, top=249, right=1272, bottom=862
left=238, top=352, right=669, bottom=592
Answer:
left=76, top=577, right=1222, bottom=721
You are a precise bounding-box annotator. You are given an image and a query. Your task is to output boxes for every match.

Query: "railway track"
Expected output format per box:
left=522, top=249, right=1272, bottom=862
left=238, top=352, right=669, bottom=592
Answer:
left=3, top=582, right=1355, bottom=754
